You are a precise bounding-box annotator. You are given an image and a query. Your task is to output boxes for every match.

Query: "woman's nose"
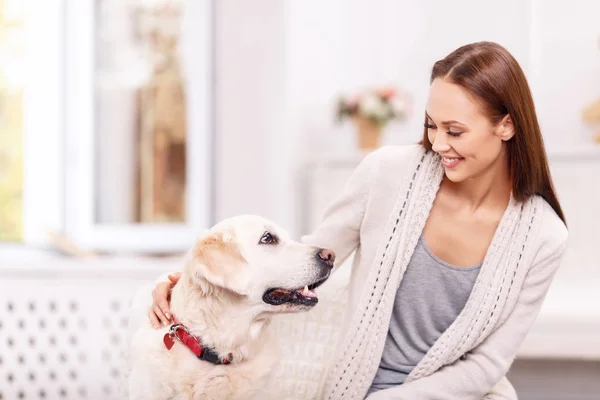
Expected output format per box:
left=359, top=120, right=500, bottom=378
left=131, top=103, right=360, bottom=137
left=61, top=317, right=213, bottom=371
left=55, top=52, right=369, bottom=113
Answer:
left=430, top=131, right=450, bottom=153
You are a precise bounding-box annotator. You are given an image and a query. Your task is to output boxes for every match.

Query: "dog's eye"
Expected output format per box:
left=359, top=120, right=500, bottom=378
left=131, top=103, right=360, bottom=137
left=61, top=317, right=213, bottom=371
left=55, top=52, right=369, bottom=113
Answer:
left=259, top=232, right=277, bottom=245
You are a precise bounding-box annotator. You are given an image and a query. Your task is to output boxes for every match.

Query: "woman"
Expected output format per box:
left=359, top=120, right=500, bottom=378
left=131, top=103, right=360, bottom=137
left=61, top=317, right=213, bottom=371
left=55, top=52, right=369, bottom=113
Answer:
left=148, top=42, right=568, bottom=399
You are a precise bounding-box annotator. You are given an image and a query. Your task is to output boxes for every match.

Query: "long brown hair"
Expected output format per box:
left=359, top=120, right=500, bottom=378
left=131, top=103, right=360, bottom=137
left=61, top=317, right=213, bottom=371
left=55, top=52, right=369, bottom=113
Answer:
left=422, top=41, right=566, bottom=224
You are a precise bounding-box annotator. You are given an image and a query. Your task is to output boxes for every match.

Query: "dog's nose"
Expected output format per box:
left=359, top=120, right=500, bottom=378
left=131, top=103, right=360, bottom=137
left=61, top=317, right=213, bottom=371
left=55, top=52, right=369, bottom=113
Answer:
left=317, top=248, right=336, bottom=268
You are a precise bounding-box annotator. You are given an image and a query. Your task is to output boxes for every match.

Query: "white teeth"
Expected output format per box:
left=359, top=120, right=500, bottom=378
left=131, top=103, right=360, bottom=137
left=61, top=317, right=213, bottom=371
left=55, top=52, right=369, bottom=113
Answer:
left=301, top=285, right=317, bottom=297
left=443, top=157, right=460, bottom=163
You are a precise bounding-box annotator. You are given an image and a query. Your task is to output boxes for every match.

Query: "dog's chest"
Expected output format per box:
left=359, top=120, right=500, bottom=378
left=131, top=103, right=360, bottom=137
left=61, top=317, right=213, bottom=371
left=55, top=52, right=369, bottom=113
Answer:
left=168, top=344, right=277, bottom=399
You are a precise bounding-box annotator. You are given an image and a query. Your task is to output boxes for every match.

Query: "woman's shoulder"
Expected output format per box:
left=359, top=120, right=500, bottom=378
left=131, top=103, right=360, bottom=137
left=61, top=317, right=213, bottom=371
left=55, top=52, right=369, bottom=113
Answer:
left=529, top=195, right=569, bottom=267
left=362, top=144, right=424, bottom=172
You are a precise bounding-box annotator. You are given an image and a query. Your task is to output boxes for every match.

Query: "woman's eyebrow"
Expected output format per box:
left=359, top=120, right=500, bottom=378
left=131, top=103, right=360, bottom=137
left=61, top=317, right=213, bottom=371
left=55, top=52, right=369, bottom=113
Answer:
left=425, top=112, right=466, bottom=126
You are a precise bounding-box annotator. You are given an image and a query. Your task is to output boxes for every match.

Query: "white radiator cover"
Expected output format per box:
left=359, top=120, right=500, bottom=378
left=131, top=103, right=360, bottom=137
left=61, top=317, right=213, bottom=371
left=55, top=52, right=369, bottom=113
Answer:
left=0, top=261, right=171, bottom=400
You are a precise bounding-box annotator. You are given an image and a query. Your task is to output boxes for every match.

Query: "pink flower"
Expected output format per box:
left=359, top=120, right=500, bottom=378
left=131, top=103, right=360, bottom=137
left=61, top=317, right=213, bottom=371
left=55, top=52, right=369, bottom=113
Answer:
left=376, top=88, right=397, bottom=100
left=345, top=95, right=359, bottom=109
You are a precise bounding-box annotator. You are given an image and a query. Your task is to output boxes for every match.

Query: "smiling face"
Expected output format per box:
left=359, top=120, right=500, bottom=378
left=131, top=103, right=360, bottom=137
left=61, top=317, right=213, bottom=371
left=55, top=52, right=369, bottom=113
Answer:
left=425, top=78, right=514, bottom=183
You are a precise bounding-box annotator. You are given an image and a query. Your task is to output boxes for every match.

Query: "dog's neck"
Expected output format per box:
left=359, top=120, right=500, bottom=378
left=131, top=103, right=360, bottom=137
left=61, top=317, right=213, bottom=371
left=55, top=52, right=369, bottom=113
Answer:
left=169, top=274, right=271, bottom=363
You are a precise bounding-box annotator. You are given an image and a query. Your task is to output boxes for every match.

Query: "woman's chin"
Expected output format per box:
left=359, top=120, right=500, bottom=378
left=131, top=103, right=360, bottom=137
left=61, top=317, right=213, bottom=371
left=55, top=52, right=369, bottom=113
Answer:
left=443, top=168, right=467, bottom=183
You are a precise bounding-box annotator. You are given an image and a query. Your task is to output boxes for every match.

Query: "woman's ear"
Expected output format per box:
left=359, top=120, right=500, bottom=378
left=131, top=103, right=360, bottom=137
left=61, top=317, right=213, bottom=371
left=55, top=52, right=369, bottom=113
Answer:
left=188, top=231, right=250, bottom=295
left=497, top=114, right=515, bottom=141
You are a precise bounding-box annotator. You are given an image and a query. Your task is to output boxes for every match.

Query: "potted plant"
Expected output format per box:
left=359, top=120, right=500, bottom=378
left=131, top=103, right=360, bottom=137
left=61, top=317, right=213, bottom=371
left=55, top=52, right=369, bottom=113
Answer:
left=336, top=87, right=409, bottom=151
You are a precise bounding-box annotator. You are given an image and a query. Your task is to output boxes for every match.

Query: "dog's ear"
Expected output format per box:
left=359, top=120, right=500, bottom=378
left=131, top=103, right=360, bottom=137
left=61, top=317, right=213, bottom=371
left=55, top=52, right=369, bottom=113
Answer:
left=189, top=231, right=250, bottom=295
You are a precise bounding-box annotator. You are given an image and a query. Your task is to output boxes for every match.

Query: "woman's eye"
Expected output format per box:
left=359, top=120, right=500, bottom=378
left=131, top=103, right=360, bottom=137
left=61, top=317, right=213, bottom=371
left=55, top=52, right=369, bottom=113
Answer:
left=260, top=232, right=277, bottom=244
left=446, top=130, right=463, bottom=137
left=424, top=123, right=436, bottom=129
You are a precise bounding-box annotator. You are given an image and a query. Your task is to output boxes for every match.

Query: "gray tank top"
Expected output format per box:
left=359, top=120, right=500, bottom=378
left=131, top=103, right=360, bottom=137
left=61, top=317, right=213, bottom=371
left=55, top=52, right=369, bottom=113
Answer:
left=368, top=235, right=481, bottom=395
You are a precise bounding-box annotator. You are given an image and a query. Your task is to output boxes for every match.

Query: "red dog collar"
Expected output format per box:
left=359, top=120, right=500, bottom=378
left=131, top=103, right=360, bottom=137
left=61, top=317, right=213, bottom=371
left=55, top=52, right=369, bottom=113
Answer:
left=163, top=316, right=232, bottom=365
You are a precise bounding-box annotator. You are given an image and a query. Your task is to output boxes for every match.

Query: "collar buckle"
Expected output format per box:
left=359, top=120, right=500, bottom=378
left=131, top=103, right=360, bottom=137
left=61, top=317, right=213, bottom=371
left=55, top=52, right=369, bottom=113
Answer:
left=168, top=323, right=189, bottom=342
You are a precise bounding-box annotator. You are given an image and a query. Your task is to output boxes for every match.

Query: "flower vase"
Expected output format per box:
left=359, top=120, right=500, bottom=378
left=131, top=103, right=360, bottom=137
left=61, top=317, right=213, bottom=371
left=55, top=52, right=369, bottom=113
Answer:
left=353, top=115, right=382, bottom=152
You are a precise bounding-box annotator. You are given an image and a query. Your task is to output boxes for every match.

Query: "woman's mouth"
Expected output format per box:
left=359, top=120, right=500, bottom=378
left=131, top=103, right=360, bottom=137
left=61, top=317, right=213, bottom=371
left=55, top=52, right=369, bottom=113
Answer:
left=441, top=156, right=464, bottom=168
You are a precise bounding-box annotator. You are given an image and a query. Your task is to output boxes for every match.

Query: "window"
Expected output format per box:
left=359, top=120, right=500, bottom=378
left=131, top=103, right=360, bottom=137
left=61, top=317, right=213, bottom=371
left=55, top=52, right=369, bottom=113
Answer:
left=5, top=0, right=213, bottom=253
left=95, top=0, right=188, bottom=224
left=0, top=0, right=24, bottom=241
left=63, top=0, right=213, bottom=252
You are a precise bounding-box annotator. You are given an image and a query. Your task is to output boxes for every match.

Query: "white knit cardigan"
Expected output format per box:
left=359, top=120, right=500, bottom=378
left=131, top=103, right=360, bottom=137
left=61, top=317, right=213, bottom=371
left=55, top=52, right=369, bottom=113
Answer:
left=302, top=145, right=568, bottom=400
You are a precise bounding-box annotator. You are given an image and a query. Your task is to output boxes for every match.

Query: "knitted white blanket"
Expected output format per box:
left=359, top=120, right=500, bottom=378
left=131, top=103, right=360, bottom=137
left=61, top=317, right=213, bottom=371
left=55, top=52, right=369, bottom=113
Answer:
left=264, top=256, right=353, bottom=399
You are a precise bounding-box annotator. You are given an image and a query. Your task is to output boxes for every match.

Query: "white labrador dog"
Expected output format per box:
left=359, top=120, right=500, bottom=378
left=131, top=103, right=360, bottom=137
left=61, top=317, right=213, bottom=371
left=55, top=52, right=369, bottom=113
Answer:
left=127, top=215, right=334, bottom=400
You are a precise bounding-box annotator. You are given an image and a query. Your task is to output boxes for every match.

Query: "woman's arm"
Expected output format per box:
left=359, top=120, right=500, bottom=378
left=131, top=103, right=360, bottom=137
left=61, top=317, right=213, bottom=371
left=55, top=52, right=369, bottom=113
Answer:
left=301, top=149, right=381, bottom=268
left=366, top=219, right=568, bottom=400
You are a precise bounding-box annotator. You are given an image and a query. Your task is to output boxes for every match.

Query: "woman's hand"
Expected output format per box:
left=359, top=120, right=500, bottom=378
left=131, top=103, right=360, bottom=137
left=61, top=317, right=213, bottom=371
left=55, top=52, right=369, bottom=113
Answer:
left=148, top=272, right=181, bottom=328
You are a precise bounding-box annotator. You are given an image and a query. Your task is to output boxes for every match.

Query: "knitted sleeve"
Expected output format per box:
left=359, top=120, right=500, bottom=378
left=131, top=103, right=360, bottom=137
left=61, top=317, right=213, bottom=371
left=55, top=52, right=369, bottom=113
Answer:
left=301, top=149, right=381, bottom=269
left=365, top=221, right=568, bottom=400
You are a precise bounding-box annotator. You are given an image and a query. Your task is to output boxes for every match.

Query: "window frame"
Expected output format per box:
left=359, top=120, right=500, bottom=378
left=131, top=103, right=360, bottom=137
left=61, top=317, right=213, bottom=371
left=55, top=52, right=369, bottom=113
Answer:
left=21, top=0, right=214, bottom=253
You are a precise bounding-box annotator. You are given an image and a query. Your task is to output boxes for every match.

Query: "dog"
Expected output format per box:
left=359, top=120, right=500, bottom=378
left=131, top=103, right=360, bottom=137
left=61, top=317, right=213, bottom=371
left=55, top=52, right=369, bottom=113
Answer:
left=127, top=215, right=334, bottom=399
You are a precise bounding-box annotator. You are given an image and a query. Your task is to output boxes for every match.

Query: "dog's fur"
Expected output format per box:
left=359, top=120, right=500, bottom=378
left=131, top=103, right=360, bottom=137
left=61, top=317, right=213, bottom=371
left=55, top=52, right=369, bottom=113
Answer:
left=127, top=215, right=332, bottom=400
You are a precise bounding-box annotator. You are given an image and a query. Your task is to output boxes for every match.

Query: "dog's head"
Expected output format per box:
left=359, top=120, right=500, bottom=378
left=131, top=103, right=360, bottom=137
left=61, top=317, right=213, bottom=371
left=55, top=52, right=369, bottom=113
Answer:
left=184, top=215, right=334, bottom=312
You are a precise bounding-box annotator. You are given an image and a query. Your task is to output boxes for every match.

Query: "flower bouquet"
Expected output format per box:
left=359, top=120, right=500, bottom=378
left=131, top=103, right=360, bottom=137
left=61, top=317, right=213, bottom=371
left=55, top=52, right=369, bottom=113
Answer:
left=336, top=87, right=409, bottom=151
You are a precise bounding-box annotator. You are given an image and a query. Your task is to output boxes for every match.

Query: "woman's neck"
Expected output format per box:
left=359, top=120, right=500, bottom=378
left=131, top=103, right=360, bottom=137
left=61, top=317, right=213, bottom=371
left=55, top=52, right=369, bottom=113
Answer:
left=443, top=151, right=512, bottom=213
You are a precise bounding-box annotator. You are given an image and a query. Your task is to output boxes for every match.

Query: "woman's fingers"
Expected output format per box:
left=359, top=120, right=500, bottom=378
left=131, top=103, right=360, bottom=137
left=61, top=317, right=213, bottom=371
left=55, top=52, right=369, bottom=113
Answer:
left=167, top=272, right=181, bottom=284
left=155, top=281, right=173, bottom=323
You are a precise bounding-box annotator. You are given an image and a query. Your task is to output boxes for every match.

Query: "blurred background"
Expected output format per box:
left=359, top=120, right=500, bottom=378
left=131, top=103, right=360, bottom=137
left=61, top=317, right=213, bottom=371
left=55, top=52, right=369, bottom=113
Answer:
left=1, top=0, right=599, bottom=399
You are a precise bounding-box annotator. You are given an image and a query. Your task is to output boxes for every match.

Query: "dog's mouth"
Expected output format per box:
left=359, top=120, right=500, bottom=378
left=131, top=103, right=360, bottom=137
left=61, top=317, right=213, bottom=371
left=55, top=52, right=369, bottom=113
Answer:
left=262, top=275, right=329, bottom=307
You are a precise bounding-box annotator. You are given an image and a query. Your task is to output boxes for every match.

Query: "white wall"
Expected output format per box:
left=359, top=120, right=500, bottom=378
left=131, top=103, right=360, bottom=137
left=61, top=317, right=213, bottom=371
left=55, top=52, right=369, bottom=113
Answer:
left=214, top=0, right=287, bottom=224
left=533, top=0, right=600, bottom=146
left=215, top=0, right=600, bottom=236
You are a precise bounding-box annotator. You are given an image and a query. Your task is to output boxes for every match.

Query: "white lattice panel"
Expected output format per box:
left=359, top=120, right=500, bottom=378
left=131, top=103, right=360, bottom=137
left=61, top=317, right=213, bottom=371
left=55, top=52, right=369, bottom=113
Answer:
left=1, top=283, right=125, bottom=399
left=0, top=260, right=175, bottom=400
